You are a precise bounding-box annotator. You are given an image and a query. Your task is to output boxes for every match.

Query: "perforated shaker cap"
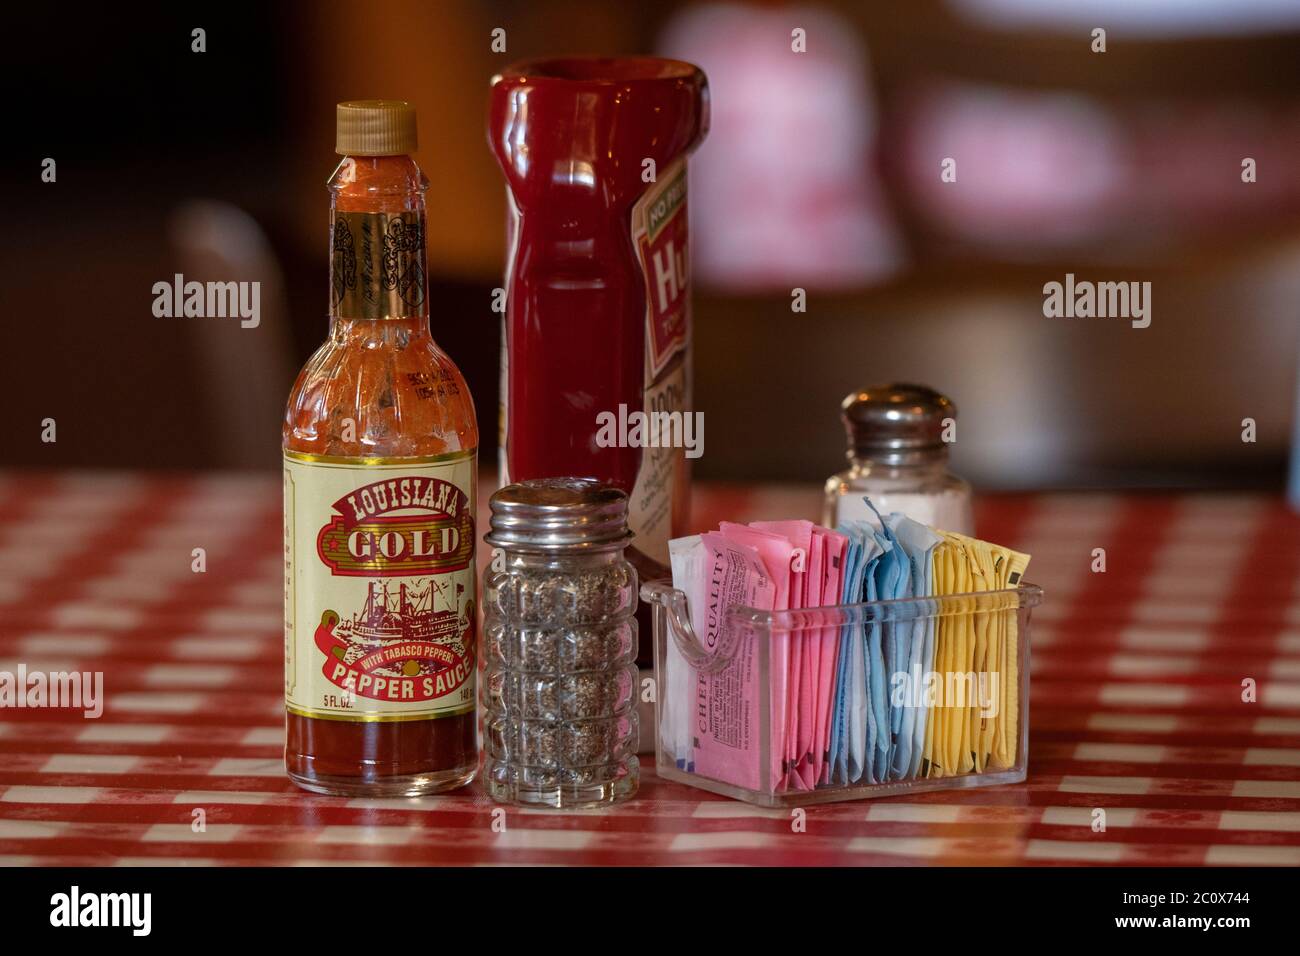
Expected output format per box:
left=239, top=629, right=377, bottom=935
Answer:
left=840, top=383, right=957, bottom=465
left=485, top=478, right=634, bottom=553
left=335, top=100, right=417, bottom=156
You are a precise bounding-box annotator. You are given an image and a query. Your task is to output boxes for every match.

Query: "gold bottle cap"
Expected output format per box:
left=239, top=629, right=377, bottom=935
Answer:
left=335, top=100, right=417, bottom=156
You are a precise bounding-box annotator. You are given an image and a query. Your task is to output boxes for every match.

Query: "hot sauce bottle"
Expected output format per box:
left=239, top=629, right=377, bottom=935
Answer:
left=488, top=58, right=709, bottom=664
left=283, top=101, right=478, bottom=796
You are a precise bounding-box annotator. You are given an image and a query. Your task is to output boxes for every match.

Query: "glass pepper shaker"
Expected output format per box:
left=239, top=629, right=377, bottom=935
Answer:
left=483, top=478, right=640, bottom=808
left=823, top=383, right=974, bottom=534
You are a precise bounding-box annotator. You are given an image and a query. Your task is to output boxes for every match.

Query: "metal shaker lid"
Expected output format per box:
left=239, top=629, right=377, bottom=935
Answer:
left=485, top=478, right=633, bottom=552
left=840, top=383, right=957, bottom=464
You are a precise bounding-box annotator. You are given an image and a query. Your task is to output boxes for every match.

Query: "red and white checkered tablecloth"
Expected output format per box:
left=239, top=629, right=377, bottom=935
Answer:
left=0, top=472, right=1297, bottom=866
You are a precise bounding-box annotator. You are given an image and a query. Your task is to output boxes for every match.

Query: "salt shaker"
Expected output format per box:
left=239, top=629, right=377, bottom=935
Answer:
left=823, top=383, right=974, bottom=534
left=483, top=478, right=639, bottom=808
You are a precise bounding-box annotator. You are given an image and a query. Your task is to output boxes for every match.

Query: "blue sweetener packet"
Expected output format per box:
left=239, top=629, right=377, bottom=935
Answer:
left=884, top=512, right=943, bottom=780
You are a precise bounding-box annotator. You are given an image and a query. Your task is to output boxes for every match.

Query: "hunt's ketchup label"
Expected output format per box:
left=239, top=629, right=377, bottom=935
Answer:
left=626, top=157, right=692, bottom=564
left=283, top=452, right=476, bottom=720
left=637, top=159, right=691, bottom=380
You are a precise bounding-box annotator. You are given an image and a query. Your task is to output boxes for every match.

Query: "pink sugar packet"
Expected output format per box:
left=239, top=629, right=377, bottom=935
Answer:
left=811, top=527, right=847, bottom=785
left=791, top=530, right=824, bottom=789
left=718, top=523, right=794, bottom=789
left=688, top=531, right=777, bottom=792
left=751, top=519, right=814, bottom=792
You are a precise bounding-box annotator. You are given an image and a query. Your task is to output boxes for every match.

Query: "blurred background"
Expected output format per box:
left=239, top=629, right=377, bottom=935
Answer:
left=6, top=0, right=1300, bottom=491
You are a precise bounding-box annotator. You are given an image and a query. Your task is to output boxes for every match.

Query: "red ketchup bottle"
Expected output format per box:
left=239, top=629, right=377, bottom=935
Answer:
left=488, top=58, right=709, bottom=662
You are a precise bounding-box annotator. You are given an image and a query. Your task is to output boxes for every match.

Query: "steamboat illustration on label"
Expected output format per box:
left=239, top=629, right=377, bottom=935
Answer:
left=314, top=576, right=474, bottom=704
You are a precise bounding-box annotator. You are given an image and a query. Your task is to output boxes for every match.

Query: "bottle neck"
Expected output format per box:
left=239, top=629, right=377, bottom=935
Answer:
left=328, top=154, right=430, bottom=331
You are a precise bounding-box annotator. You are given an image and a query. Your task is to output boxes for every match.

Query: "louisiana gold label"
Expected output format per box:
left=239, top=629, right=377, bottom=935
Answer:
left=330, top=210, right=427, bottom=320
left=283, top=451, right=476, bottom=722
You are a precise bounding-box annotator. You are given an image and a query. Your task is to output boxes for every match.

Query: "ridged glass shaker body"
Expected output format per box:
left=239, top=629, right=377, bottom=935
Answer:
left=482, top=479, right=640, bottom=808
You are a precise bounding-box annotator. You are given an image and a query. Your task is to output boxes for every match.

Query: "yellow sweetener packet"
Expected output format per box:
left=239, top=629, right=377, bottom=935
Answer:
left=992, top=545, right=1031, bottom=769
left=924, top=540, right=956, bottom=776
left=933, top=533, right=974, bottom=776
left=949, top=532, right=985, bottom=774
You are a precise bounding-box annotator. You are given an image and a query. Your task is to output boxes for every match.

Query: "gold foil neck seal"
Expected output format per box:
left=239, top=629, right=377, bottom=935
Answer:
left=336, top=100, right=417, bottom=156
left=330, top=211, right=427, bottom=319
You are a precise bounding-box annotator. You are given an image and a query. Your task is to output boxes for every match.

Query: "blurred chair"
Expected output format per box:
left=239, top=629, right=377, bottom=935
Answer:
left=168, top=200, right=297, bottom=469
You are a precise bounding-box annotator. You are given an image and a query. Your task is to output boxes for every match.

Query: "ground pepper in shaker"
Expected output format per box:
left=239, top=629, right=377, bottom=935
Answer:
left=483, top=478, right=639, bottom=808
left=823, top=383, right=974, bottom=534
